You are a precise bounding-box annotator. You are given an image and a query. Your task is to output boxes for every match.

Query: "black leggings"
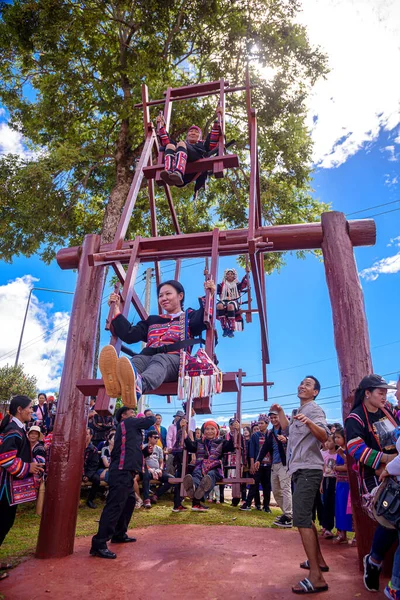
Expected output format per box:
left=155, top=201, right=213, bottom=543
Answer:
left=0, top=494, right=18, bottom=546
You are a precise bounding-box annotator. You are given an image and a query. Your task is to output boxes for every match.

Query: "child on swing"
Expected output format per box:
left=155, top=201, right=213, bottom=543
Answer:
left=156, top=105, right=223, bottom=189
left=180, top=418, right=239, bottom=512
left=216, top=268, right=248, bottom=338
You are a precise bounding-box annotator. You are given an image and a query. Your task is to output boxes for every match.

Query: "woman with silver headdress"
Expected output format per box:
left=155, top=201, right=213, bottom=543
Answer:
left=216, top=268, right=248, bottom=338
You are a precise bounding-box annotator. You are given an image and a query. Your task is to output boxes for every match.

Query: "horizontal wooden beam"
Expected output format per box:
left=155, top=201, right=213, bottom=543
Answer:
left=143, top=154, right=239, bottom=180
left=242, top=381, right=274, bottom=387
left=134, top=85, right=253, bottom=108
left=57, top=217, right=376, bottom=270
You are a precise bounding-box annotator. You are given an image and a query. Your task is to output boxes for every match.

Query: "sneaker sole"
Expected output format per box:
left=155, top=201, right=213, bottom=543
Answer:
left=194, top=475, right=213, bottom=500
left=160, top=170, right=175, bottom=186
left=168, top=172, right=184, bottom=186
left=183, top=474, right=194, bottom=499
left=275, top=522, right=293, bottom=528
left=116, top=357, right=137, bottom=408
left=191, top=507, right=207, bottom=512
left=99, top=346, right=121, bottom=397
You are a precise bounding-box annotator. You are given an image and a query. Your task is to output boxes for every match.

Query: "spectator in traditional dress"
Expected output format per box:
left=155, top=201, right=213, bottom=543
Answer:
left=90, top=408, right=156, bottom=559
left=83, top=428, right=101, bottom=509
left=0, top=396, right=43, bottom=579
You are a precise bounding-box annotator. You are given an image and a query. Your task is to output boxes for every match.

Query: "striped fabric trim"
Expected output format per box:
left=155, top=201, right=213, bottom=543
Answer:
left=0, top=437, right=30, bottom=479
left=346, top=412, right=365, bottom=427
left=347, top=436, right=383, bottom=469
left=119, top=421, right=126, bottom=470
left=158, top=126, right=170, bottom=147
left=208, top=121, right=221, bottom=150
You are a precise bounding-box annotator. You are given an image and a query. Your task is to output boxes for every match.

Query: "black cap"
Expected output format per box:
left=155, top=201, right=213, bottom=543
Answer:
left=358, top=374, right=396, bottom=390
left=116, top=406, right=133, bottom=423
left=173, top=410, right=185, bottom=418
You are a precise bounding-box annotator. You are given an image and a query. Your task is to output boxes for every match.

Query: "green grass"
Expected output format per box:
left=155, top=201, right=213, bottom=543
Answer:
left=0, top=493, right=280, bottom=565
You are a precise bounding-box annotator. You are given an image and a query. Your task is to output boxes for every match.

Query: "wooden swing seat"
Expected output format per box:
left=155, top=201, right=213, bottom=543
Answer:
left=76, top=371, right=244, bottom=414
left=143, top=154, right=239, bottom=181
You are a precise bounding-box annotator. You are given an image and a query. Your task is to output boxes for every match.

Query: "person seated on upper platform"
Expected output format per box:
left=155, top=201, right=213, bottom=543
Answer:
left=156, top=106, right=223, bottom=190
left=216, top=268, right=248, bottom=338
left=181, top=418, right=239, bottom=512
left=99, top=279, right=216, bottom=408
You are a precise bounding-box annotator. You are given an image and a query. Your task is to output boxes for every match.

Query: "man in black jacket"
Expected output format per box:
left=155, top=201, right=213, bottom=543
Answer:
left=83, top=428, right=101, bottom=509
left=90, top=408, right=156, bottom=559
left=255, top=409, right=292, bottom=528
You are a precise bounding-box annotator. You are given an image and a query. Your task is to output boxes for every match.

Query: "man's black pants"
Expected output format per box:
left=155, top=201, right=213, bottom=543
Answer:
left=87, top=473, right=101, bottom=503
left=0, top=494, right=18, bottom=546
left=245, top=465, right=271, bottom=508
left=91, top=470, right=136, bottom=550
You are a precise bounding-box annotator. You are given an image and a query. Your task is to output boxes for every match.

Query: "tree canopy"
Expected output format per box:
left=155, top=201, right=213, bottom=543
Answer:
left=0, top=363, right=37, bottom=404
left=0, top=0, right=329, bottom=271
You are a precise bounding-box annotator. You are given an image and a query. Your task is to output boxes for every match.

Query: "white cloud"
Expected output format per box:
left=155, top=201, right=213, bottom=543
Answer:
left=0, top=275, right=70, bottom=392
left=359, top=248, right=400, bottom=281
left=387, top=236, right=400, bottom=247
left=384, top=174, right=398, bottom=187
left=382, top=145, right=399, bottom=162
left=297, top=0, right=400, bottom=168
left=0, top=122, right=28, bottom=157
left=386, top=380, right=398, bottom=404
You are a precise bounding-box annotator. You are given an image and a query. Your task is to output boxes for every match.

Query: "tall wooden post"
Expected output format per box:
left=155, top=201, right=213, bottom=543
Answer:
left=36, top=234, right=105, bottom=558
left=321, top=211, right=374, bottom=567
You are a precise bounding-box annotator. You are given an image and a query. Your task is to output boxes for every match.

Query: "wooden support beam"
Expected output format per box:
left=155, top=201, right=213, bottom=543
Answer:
left=231, top=369, right=243, bottom=499
left=205, top=228, right=219, bottom=358
left=112, top=130, right=156, bottom=249
left=242, top=381, right=274, bottom=387
left=111, top=262, right=148, bottom=322
left=213, top=78, right=226, bottom=179
left=164, top=184, right=181, bottom=234
left=36, top=235, right=105, bottom=559
left=321, top=211, right=375, bottom=571
left=57, top=218, right=376, bottom=270
left=134, top=84, right=253, bottom=108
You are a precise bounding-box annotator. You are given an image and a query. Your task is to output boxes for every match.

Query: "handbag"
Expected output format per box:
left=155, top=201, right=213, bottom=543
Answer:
left=177, top=311, right=223, bottom=401
left=10, top=476, right=37, bottom=506
left=373, top=477, right=400, bottom=530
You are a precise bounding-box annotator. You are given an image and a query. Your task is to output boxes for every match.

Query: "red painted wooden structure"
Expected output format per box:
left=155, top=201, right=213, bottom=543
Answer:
left=36, top=76, right=378, bottom=564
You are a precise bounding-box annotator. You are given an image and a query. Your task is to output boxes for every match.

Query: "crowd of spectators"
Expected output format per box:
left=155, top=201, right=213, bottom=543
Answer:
left=1, top=374, right=399, bottom=596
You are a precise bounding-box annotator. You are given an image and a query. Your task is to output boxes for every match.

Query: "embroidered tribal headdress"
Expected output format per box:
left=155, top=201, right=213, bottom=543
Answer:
left=220, top=268, right=240, bottom=301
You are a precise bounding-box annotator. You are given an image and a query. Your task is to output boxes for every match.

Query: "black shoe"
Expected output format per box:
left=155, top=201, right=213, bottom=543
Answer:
left=275, top=515, right=293, bottom=528
left=263, top=507, right=272, bottom=513
left=363, top=554, right=381, bottom=592
left=87, top=500, right=97, bottom=509
left=239, top=504, right=251, bottom=511
left=111, top=536, right=137, bottom=543
left=90, top=547, right=117, bottom=559
left=255, top=505, right=262, bottom=511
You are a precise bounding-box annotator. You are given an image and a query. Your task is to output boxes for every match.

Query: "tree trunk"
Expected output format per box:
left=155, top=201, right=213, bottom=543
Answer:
left=101, top=119, right=134, bottom=244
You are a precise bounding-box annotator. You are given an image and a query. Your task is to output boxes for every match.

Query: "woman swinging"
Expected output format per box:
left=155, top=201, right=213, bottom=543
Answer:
left=99, top=279, right=216, bottom=407
left=156, top=106, right=223, bottom=191
left=216, top=268, right=248, bottom=338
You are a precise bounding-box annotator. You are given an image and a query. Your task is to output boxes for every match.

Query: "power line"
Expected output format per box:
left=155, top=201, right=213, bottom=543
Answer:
left=346, top=199, right=400, bottom=217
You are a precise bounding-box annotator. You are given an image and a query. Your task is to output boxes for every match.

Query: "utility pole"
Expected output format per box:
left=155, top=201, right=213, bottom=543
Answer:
left=15, top=287, right=74, bottom=367
left=138, top=268, right=153, bottom=413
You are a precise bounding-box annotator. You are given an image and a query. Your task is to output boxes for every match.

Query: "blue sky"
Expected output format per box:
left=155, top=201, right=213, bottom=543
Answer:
left=0, top=0, right=399, bottom=425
